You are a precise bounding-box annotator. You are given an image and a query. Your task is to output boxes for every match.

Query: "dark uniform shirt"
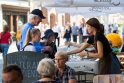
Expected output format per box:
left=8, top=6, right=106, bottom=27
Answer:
left=87, top=32, right=121, bottom=74
left=87, top=32, right=112, bottom=58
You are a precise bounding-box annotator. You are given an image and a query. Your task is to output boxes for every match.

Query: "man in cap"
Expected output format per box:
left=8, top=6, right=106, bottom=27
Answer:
left=42, top=29, right=58, bottom=59
left=18, top=9, right=45, bottom=50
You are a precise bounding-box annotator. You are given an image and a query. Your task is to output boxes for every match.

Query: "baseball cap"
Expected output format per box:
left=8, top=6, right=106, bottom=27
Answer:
left=31, top=9, right=45, bottom=19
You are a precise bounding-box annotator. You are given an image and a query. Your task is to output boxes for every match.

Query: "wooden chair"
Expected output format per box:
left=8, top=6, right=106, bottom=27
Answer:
left=93, top=74, right=124, bottom=83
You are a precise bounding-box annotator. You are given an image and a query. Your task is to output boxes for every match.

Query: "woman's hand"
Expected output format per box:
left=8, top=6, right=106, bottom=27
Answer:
left=64, top=41, right=71, bottom=46
left=79, top=51, right=87, bottom=57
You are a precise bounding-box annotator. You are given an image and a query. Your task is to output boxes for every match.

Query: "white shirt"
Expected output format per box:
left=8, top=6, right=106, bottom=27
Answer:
left=83, top=27, right=88, bottom=36
left=24, top=42, right=36, bottom=51
left=53, top=25, right=62, bottom=37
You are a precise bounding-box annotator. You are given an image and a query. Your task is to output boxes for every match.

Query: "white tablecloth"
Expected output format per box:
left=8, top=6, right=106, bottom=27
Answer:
left=66, top=58, right=99, bottom=74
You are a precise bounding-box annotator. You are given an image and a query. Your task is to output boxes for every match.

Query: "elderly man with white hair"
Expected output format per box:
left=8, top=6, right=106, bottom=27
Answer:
left=54, top=51, right=77, bottom=83
left=32, top=58, right=56, bottom=83
left=18, top=9, right=45, bottom=50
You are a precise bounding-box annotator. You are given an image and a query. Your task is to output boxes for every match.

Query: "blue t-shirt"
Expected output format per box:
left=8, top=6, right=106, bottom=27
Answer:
left=19, top=23, right=34, bottom=49
left=71, top=26, right=79, bottom=35
left=34, top=42, right=45, bottom=52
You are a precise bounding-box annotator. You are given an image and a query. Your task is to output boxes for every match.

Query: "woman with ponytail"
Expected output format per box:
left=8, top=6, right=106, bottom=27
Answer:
left=65, top=18, right=121, bottom=74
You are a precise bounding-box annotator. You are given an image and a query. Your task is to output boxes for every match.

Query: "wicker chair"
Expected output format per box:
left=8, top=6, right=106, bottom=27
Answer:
left=93, top=74, right=124, bottom=83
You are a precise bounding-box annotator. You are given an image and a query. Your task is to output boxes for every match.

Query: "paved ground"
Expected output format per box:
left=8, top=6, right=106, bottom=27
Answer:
left=0, top=53, right=3, bottom=83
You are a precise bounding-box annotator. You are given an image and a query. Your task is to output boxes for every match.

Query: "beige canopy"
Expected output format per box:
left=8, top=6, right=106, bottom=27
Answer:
left=41, top=0, right=123, bottom=7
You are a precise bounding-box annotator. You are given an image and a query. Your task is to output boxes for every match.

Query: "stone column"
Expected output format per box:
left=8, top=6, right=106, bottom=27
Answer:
left=50, top=13, right=56, bottom=28
left=65, top=13, right=70, bottom=24
left=62, top=15, right=65, bottom=26
left=41, top=7, right=48, bottom=24
left=15, top=15, right=19, bottom=32
left=10, top=15, right=13, bottom=32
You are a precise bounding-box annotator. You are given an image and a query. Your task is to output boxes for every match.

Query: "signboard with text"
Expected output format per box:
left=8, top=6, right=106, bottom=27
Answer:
left=6, top=51, right=48, bottom=83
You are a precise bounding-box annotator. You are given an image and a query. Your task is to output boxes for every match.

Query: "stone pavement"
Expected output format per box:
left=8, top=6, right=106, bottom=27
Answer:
left=0, top=53, right=3, bottom=83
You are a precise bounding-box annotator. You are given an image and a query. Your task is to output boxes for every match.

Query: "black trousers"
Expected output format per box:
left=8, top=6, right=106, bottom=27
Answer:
left=72, top=35, right=77, bottom=42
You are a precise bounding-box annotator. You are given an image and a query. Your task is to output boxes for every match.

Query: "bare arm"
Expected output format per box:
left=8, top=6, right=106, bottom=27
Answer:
left=67, top=43, right=90, bottom=55
left=79, top=40, right=103, bottom=59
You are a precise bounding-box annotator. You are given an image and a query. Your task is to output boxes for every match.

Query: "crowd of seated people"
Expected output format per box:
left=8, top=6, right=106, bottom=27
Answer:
left=2, top=51, right=77, bottom=83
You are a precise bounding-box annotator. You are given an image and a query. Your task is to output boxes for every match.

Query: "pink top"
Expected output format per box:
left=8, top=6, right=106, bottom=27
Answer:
left=0, top=32, right=11, bottom=44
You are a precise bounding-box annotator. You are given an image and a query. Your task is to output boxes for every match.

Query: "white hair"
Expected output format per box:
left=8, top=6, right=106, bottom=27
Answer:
left=28, top=14, right=39, bottom=22
left=37, top=58, right=55, bottom=77
left=55, top=51, right=68, bottom=59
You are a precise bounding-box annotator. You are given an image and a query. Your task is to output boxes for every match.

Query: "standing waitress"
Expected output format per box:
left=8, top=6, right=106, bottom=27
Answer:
left=66, top=18, right=121, bottom=74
